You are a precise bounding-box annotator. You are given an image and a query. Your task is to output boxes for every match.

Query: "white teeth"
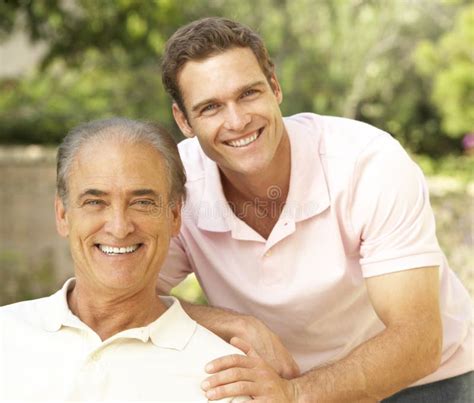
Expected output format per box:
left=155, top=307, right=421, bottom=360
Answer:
left=227, top=132, right=258, bottom=148
left=99, top=244, right=139, bottom=255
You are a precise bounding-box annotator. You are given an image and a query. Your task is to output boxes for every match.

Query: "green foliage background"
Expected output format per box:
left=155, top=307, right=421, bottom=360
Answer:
left=0, top=0, right=473, bottom=155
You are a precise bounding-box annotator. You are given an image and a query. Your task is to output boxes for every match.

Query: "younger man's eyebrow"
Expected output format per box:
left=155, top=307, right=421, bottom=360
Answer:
left=191, top=97, right=219, bottom=113
left=237, top=80, right=266, bottom=94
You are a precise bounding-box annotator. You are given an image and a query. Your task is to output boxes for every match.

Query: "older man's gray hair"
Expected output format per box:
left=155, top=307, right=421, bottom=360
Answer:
left=56, top=117, right=186, bottom=207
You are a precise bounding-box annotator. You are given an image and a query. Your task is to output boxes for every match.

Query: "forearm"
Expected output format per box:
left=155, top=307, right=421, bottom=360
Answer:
left=292, top=322, right=442, bottom=402
left=180, top=300, right=301, bottom=379
left=179, top=300, right=252, bottom=341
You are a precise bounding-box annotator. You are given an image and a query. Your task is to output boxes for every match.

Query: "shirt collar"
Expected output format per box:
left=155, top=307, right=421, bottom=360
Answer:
left=41, top=277, right=76, bottom=332
left=283, top=114, right=330, bottom=222
left=196, top=114, right=330, bottom=231
left=197, top=156, right=233, bottom=232
left=146, top=296, right=197, bottom=350
left=103, top=296, right=197, bottom=350
left=40, top=279, right=196, bottom=350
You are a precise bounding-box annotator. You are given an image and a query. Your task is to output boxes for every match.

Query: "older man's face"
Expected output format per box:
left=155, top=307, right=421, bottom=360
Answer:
left=55, top=138, right=181, bottom=294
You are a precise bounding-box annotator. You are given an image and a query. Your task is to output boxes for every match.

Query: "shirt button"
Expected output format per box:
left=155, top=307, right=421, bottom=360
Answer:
left=91, top=352, right=101, bottom=362
left=264, top=251, right=271, bottom=257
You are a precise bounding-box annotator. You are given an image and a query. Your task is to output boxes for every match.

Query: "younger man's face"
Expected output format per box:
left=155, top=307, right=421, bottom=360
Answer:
left=173, top=47, right=286, bottom=179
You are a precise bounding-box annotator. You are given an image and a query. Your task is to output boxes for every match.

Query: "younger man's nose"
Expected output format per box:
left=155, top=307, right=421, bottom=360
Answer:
left=223, top=104, right=251, bottom=132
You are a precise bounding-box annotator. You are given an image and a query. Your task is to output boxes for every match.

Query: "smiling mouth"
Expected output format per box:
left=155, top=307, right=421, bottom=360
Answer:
left=96, top=244, right=142, bottom=255
left=225, top=128, right=263, bottom=148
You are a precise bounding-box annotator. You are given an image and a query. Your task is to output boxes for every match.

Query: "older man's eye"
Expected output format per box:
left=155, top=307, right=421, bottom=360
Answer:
left=84, top=199, right=104, bottom=206
left=132, top=199, right=157, bottom=209
left=138, top=199, right=154, bottom=205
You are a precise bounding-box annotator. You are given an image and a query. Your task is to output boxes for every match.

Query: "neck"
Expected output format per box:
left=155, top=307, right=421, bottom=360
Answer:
left=221, top=132, right=291, bottom=203
left=220, top=132, right=291, bottom=239
left=67, top=281, right=166, bottom=341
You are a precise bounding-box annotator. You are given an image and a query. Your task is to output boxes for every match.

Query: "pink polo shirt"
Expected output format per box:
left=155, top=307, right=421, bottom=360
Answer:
left=159, top=113, right=473, bottom=386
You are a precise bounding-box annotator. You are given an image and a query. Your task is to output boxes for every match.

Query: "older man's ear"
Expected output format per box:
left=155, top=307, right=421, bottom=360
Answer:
left=55, top=194, right=69, bottom=238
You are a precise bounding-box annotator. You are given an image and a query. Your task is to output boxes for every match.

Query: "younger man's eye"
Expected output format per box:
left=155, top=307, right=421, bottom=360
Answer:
left=241, top=89, right=259, bottom=98
left=243, top=90, right=255, bottom=96
left=201, top=104, right=219, bottom=114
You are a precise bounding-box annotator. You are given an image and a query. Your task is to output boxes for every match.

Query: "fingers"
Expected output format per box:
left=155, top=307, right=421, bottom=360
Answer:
left=203, top=348, right=262, bottom=400
left=230, top=336, right=257, bottom=357
left=201, top=355, right=294, bottom=401
left=202, top=367, right=254, bottom=390
left=204, top=381, right=257, bottom=401
left=206, top=353, right=258, bottom=374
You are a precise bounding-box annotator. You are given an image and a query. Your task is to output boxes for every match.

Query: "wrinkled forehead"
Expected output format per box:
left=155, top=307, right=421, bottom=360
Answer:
left=68, top=136, right=170, bottom=195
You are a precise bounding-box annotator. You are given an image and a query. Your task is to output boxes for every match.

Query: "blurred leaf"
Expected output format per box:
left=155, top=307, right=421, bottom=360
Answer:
left=415, top=4, right=474, bottom=138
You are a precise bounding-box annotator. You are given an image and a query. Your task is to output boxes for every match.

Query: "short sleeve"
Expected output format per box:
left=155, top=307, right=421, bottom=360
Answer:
left=157, top=236, right=193, bottom=293
left=350, top=136, right=443, bottom=278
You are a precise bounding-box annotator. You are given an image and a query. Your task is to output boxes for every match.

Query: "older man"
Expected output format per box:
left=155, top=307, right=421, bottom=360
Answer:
left=0, top=118, right=247, bottom=402
left=158, top=17, right=473, bottom=402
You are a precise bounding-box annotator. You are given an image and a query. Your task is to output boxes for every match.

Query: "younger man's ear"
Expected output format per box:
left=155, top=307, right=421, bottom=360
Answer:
left=270, top=73, right=283, bottom=104
left=172, top=103, right=194, bottom=138
left=55, top=194, right=69, bottom=238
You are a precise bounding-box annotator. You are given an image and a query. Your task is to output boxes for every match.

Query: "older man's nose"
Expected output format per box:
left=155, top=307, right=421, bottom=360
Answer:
left=223, top=104, right=251, bottom=132
left=104, top=209, right=135, bottom=239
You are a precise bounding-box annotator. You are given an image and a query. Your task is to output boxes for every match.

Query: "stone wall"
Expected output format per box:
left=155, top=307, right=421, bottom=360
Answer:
left=0, top=146, right=73, bottom=301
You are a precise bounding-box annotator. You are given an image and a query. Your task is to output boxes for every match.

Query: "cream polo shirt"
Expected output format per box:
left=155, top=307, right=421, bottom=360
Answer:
left=159, top=113, right=473, bottom=387
left=0, top=279, right=247, bottom=402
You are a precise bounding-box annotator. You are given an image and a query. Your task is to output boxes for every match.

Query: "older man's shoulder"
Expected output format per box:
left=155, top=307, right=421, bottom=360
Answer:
left=192, top=322, right=245, bottom=361
left=159, top=296, right=245, bottom=362
left=0, top=294, right=52, bottom=328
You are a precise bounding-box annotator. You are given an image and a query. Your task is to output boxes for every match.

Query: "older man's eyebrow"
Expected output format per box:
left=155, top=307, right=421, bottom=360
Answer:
left=130, top=189, right=160, bottom=197
left=77, top=189, right=108, bottom=200
left=77, top=189, right=161, bottom=200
